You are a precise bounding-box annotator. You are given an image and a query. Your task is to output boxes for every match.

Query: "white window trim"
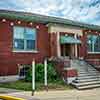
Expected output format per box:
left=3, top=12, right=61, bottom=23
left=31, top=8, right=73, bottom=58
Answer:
left=13, top=26, right=37, bottom=51
left=12, top=50, right=39, bottom=53
left=88, top=52, right=100, bottom=54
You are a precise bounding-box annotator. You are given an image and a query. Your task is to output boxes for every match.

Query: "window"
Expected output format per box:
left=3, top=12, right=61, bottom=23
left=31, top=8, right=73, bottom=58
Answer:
left=18, top=64, right=30, bottom=79
left=87, top=35, right=100, bottom=53
left=13, top=26, right=36, bottom=51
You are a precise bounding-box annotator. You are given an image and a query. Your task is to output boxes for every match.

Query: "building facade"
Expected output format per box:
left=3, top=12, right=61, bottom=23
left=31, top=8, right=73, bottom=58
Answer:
left=0, top=10, right=100, bottom=76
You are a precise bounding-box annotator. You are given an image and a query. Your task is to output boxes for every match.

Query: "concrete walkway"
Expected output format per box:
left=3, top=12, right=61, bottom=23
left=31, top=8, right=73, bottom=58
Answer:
left=0, top=88, right=100, bottom=100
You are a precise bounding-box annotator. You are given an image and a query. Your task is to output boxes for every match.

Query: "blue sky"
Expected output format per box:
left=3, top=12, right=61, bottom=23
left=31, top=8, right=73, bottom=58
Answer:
left=0, top=0, right=100, bottom=25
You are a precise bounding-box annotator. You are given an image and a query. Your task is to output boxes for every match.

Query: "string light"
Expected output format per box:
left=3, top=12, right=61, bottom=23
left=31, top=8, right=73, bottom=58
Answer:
left=36, top=25, right=39, bottom=29
left=29, top=22, right=33, bottom=25
left=2, top=19, right=6, bottom=22
left=10, top=22, right=14, bottom=26
left=89, top=30, right=91, bottom=32
left=18, top=21, right=21, bottom=24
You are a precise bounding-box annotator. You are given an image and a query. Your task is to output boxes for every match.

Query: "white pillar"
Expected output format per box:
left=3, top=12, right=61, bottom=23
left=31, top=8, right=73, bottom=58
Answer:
left=32, top=59, right=35, bottom=96
left=74, top=34, right=78, bottom=58
left=57, top=32, right=61, bottom=57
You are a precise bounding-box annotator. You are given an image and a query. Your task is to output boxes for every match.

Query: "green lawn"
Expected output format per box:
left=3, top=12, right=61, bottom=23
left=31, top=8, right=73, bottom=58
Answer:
left=0, top=80, right=73, bottom=91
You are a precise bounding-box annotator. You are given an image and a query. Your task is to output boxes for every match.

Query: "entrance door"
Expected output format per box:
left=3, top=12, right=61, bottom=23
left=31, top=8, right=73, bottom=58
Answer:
left=61, top=44, right=75, bottom=58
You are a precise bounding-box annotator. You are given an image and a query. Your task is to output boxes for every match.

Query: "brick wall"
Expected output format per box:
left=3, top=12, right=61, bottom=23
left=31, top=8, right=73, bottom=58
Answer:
left=80, top=30, right=100, bottom=65
left=0, top=19, right=50, bottom=75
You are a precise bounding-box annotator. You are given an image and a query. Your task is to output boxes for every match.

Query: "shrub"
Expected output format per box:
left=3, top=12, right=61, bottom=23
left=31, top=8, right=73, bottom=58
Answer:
left=47, top=63, right=60, bottom=82
left=25, top=62, right=60, bottom=82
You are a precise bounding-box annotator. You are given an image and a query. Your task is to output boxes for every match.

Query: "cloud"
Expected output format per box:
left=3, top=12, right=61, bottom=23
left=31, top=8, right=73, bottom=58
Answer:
left=0, top=0, right=100, bottom=25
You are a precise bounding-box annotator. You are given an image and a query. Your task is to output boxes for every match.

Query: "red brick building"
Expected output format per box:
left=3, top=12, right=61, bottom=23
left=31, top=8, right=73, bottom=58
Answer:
left=0, top=10, right=100, bottom=77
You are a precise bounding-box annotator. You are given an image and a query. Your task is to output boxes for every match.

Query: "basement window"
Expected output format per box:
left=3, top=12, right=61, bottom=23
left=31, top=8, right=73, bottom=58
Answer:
left=13, top=26, right=37, bottom=52
left=87, top=35, right=100, bottom=53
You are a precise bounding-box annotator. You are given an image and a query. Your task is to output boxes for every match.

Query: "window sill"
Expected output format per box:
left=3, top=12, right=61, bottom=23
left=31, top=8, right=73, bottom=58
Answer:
left=88, top=52, right=100, bottom=54
left=12, top=50, right=39, bottom=53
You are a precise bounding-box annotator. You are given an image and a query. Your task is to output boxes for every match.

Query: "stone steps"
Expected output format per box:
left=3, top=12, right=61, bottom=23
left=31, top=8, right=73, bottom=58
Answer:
left=79, top=70, right=99, bottom=74
left=79, top=68, right=97, bottom=71
left=72, top=76, right=100, bottom=90
left=70, top=59, right=100, bottom=90
left=77, top=75, right=100, bottom=80
left=78, top=73, right=100, bottom=77
left=74, top=78, right=99, bottom=83
left=77, top=84, right=100, bottom=90
left=72, top=80, right=100, bottom=86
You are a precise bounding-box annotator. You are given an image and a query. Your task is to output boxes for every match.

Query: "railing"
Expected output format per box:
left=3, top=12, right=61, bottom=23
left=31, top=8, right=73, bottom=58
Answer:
left=85, top=59, right=100, bottom=74
left=48, top=57, right=71, bottom=76
left=82, top=59, right=100, bottom=80
left=81, top=60, right=89, bottom=72
left=50, top=57, right=71, bottom=67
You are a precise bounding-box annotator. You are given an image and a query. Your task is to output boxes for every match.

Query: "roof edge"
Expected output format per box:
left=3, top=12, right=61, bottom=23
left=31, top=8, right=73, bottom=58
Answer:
left=0, top=9, right=100, bottom=30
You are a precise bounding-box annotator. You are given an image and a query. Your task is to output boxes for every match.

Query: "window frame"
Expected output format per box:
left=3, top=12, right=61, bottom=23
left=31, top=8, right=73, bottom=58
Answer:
left=87, top=34, right=100, bottom=54
left=13, top=26, right=38, bottom=53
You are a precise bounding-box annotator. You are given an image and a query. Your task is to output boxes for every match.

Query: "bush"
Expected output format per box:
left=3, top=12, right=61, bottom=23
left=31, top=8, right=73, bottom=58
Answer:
left=47, top=63, right=60, bottom=82
left=25, top=62, right=60, bottom=82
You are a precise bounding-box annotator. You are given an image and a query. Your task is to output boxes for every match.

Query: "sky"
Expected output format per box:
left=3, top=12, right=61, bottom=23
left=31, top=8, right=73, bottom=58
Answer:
left=0, top=0, right=100, bottom=25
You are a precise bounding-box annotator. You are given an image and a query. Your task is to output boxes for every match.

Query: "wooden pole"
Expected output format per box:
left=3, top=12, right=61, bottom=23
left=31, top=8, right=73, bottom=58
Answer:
left=44, top=59, right=48, bottom=91
left=32, top=59, right=35, bottom=96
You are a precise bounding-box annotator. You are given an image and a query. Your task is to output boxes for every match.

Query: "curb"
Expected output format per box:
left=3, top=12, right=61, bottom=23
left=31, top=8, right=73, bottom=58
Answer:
left=0, top=95, right=25, bottom=100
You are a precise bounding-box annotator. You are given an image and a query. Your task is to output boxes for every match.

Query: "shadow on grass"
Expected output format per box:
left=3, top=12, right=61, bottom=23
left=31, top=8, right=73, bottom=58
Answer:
left=0, top=80, right=74, bottom=92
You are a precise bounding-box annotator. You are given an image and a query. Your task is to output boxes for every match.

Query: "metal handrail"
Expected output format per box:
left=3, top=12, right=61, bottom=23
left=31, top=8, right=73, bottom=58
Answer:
left=82, top=59, right=100, bottom=80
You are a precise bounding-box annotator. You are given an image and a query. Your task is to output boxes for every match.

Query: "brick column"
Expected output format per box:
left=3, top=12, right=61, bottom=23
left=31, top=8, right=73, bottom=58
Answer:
left=49, top=33, right=58, bottom=57
left=57, top=32, right=61, bottom=57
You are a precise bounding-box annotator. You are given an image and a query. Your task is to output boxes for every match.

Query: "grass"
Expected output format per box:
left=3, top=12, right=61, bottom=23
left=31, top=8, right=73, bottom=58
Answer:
left=0, top=80, right=73, bottom=91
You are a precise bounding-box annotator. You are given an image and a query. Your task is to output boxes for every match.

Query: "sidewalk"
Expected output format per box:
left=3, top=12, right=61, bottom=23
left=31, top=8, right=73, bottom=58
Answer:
left=0, top=88, right=100, bottom=100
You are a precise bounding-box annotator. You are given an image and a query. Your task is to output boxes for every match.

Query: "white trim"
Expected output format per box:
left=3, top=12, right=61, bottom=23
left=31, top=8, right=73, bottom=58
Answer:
left=88, top=52, right=100, bottom=54
left=13, top=50, right=39, bottom=53
left=49, top=24, right=83, bottom=36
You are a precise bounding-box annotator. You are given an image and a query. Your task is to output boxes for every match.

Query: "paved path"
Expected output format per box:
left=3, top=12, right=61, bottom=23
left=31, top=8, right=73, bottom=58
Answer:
left=0, top=88, right=100, bottom=100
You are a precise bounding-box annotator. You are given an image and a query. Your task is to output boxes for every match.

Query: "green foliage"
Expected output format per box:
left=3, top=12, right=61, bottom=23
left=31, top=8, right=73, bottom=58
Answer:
left=25, top=62, right=60, bottom=82
left=47, top=63, right=60, bottom=82
left=35, top=63, right=44, bottom=82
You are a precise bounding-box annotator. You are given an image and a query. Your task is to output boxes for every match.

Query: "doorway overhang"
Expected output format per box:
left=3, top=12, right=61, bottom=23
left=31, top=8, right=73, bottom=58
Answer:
left=60, top=36, right=81, bottom=44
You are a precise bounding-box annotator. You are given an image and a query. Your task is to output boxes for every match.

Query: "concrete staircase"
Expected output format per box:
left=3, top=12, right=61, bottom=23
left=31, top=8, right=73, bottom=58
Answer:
left=71, top=59, right=100, bottom=89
